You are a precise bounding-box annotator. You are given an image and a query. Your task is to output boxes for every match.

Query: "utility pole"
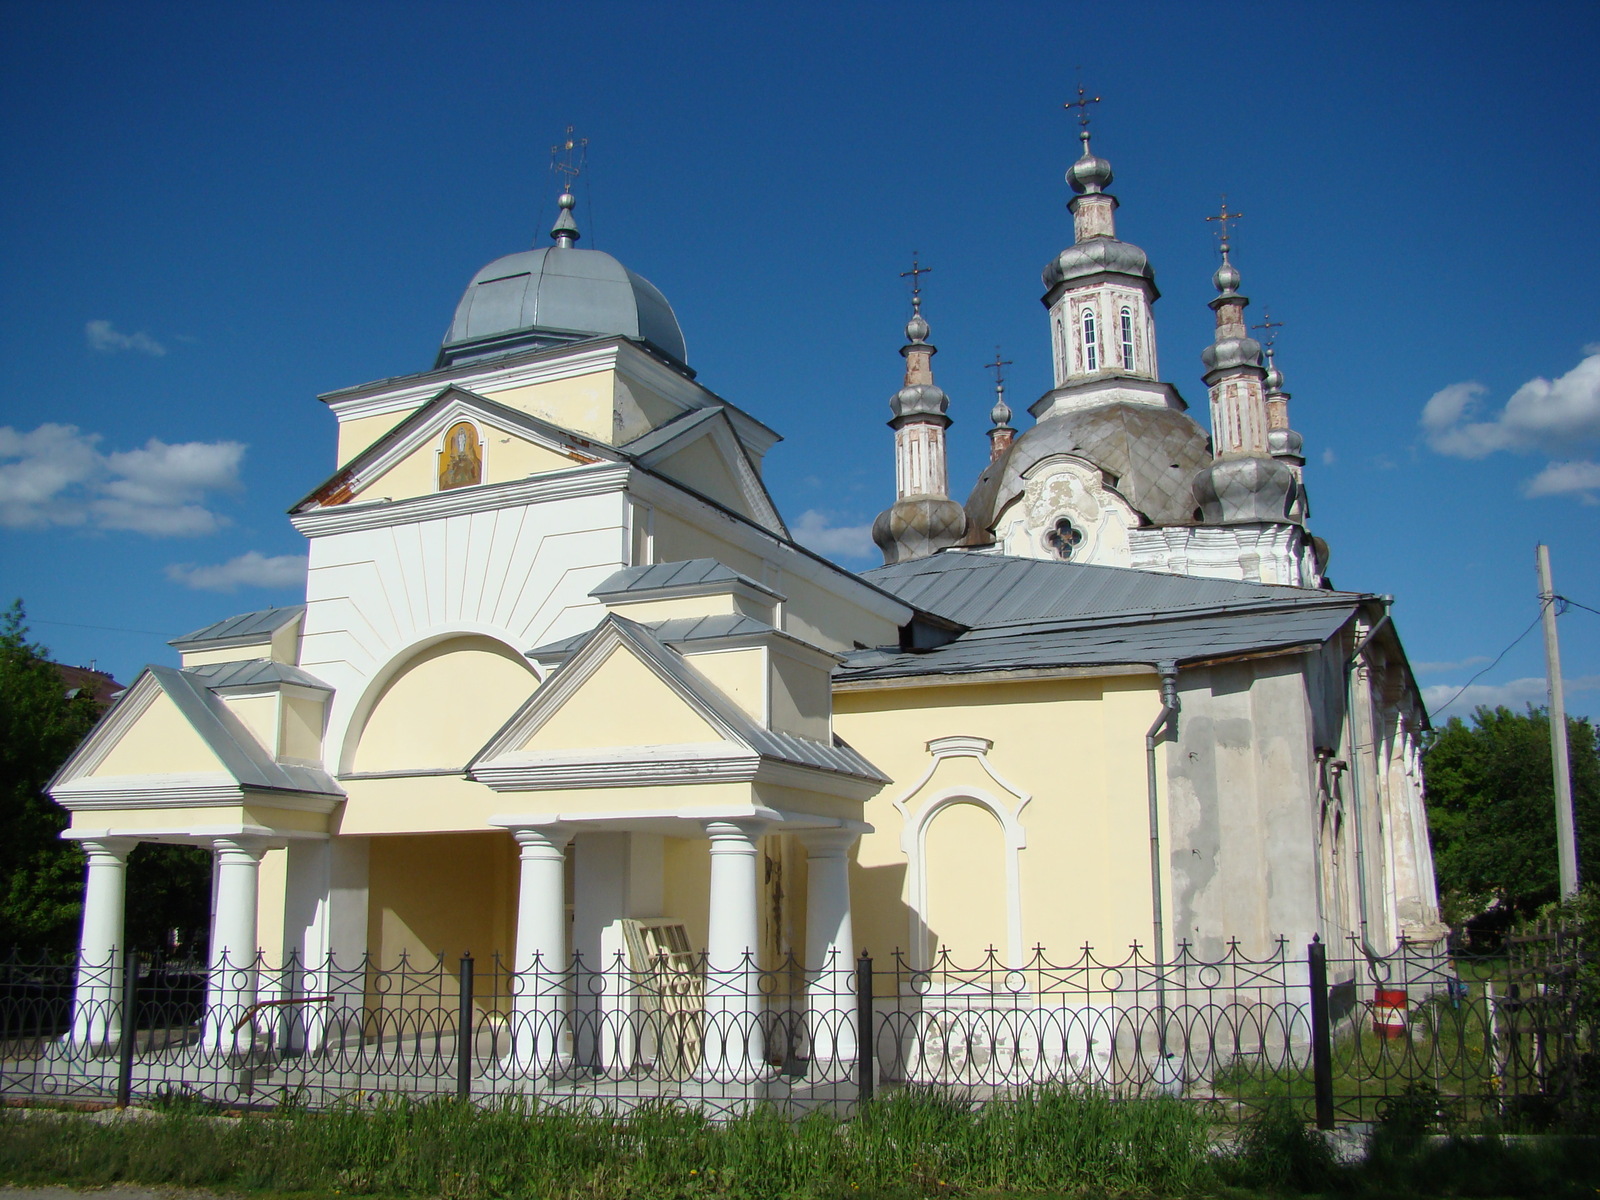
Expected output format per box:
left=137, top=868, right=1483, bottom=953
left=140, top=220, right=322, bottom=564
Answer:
left=1537, top=543, right=1579, bottom=896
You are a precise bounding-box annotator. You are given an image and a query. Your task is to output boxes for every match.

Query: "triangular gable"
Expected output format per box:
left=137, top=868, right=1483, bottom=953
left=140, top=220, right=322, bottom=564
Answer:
left=50, top=666, right=342, bottom=800
left=622, top=407, right=787, bottom=536
left=292, top=386, right=625, bottom=511
left=471, top=615, right=751, bottom=771
left=470, top=615, right=887, bottom=789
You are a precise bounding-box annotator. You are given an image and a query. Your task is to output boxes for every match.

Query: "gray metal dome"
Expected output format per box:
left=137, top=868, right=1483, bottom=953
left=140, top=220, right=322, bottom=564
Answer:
left=1043, top=237, right=1155, bottom=293
left=963, top=401, right=1212, bottom=538
left=438, top=246, right=688, bottom=370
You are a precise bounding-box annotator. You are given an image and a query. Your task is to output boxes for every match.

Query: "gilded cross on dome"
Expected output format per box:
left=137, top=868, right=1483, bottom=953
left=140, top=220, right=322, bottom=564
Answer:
left=900, top=253, right=933, bottom=313
left=1251, top=310, right=1284, bottom=349
left=1206, top=196, right=1244, bottom=258
left=985, top=347, right=1013, bottom=390
left=1064, top=79, right=1101, bottom=152
left=550, top=125, right=588, bottom=190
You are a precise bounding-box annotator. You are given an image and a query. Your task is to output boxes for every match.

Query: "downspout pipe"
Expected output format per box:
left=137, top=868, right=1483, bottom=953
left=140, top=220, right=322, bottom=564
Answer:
left=1146, top=660, right=1179, bottom=1054
left=1345, top=604, right=1392, bottom=956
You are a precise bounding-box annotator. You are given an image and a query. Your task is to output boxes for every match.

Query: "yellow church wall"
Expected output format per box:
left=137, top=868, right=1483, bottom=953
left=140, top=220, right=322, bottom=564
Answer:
left=834, top=672, right=1167, bottom=962
left=65, top=802, right=330, bottom=837
left=651, top=438, right=752, bottom=521
left=352, top=423, right=587, bottom=505
left=89, top=691, right=223, bottom=777
left=661, top=834, right=712, bottom=955
left=270, top=619, right=301, bottom=665
left=281, top=695, right=325, bottom=763
left=350, top=635, right=541, bottom=773
left=649, top=512, right=900, bottom=654
left=257, top=848, right=288, bottom=962
left=338, top=412, right=404, bottom=467
left=601, top=595, right=745, bottom=624
left=522, top=644, right=720, bottom=751
left=180, top=644, right=272, bottom=668
left=923, top=800, right=1008, bottom=966
left=481, top=372, right=617, bottom=443
left=768, top=646, right=831, bottom=741
left=337, top=774, right=508, bottom=835
left=221, top=694, right=278, bottom=757
left=677, top=646, right=767, bottom=724
left=367, top=832, right=517, bottom=980
left=613, top=373, right=688, bottom=445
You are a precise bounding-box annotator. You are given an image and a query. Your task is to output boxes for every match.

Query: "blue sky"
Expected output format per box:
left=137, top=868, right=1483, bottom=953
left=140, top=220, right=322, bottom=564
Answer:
left=2, top=1, right=1597, bottom=722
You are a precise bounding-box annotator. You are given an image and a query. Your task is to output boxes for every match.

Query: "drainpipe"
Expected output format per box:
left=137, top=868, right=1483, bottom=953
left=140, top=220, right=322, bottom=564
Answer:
left=1145, top=660, right=1180, bottom=969
left=1345, top=603, right=1392, bottom=956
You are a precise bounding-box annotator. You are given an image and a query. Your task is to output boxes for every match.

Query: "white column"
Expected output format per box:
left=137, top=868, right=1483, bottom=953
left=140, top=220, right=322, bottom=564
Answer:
left=203, top=837, right=266, bottom=1052
left=68, top=838, right=136, bottom=1050
left=799, top=828, right=859, bottom=1065
left=509, top=825, right=573, bottom=1074
left=698, top=819, right=770, bottom=1081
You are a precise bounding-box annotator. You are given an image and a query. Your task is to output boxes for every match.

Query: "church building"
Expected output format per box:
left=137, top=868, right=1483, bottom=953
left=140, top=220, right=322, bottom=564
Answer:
left=49, top=122, right=1443, bottom=1062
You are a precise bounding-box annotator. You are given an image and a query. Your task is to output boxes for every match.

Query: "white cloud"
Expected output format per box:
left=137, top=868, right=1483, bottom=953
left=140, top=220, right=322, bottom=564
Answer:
left=0, top=423, right=244, bottom=535
left=86, top=319, right=166, bottom=357
left=1421, top=352, right=1600, bottom=459
left=166, top=551, right=308, bottom=593
left=1320, top=447, right=1336, bottom=466
left=791, top=509, right=876, bottom=560
left=1424, top=674, right=1600, bottom=721
left=1524, top=460, right=1600, bottom=504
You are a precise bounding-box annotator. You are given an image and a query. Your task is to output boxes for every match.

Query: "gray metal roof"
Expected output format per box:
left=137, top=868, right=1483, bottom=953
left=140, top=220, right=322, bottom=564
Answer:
left=837, top=604, right=1357, bottom=681
left=864, top=551, right=1341, bottom=630
left=146, top=666, right=342, bottom=796
left=182, top=659, right=333, bottom=692
left=169, top=606, right=304, bottom=651
left=590, top=558, right=778, bottom=601
left=439, top=246, right=687, bottom=369
left=526, top=611, right=779, bottom=662
left=618, top=405, right=726, bottom=459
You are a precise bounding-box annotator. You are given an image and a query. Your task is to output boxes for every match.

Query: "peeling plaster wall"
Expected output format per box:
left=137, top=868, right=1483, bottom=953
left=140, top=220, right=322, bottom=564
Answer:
left=1167, top=654, right=1320, bottom=958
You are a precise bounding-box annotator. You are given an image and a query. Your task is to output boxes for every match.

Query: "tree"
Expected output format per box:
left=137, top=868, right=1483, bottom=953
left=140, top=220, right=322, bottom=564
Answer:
left=0, top=600, right=101, bottom=955
left=1424, top=704, right=1600, bottom=931
left=0, top=601, right=212, bottom=959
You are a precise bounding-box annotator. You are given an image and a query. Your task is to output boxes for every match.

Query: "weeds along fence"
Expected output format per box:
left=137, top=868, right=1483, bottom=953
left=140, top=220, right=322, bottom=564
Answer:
left=0, top=933, right=1590, bottom=1126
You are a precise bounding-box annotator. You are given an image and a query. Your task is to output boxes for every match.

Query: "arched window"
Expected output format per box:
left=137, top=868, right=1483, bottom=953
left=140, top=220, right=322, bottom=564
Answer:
left=1081, top=308, right=1098, bottom=372
left=1120, top=306, right=1135, bottom=369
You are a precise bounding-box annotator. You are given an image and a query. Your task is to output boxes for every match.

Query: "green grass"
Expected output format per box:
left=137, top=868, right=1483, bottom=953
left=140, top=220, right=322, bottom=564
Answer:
left=3, top=1090, right=1596, bottom=1199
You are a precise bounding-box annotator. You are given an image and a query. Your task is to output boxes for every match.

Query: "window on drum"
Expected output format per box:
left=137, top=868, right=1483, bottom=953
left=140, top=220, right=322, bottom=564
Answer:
left=1082, top=308, right=1098, bottom=372
left=1120, top=306, right=1135, bottom=369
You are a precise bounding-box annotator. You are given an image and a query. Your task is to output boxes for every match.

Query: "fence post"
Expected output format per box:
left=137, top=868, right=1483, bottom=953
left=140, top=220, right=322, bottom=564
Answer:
left=115, top=951, right=139, bottom=1108
left=456, top=953, right=474, bottom=1102
left=855, top=952, right=874, bottom=1103
left=1307, top=937, right=1335, bottom=1130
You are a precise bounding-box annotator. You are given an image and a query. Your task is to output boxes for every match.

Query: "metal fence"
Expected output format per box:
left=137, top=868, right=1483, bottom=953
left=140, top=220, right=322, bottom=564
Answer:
left=1, top=933, right=1591, bottom=1126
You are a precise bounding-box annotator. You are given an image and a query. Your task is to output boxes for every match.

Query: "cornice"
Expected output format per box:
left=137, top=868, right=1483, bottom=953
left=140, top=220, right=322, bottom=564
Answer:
left=51, top=774, right=344, bottom=813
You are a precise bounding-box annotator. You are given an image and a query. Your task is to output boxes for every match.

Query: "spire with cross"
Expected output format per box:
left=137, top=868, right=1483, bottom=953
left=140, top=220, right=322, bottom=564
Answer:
left=986, top=346, right=1014, bottom=431
left=900, top=253, right=933, bottom=314
left=1205, top=196, right=1244, bottom=261
left=1251, top=310, right=1284, bottom=349
left=1064, top=78, right=1101, bottom=154
left=548, top=126, right=588, bottom=248
left=550, top=125, right=588, bottom=193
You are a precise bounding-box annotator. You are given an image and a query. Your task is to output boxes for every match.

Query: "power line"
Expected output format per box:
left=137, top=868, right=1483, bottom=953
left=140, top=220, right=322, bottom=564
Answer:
left=1557, top=595, right=1600, bottom=619
left=28, top=618, right=171, bottom=637
left=1431, top=602, right=1549, bottom=716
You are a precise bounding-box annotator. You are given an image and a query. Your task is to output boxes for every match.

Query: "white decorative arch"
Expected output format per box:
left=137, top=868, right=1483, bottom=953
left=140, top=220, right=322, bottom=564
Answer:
left=332, top=623, right=542, bottom=775
left=890, top=736, right=1031, bottom=970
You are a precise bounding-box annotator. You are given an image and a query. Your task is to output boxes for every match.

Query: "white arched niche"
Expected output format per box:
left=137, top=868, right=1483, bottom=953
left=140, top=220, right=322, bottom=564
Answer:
left=894, top=736, right=1030, bottom=971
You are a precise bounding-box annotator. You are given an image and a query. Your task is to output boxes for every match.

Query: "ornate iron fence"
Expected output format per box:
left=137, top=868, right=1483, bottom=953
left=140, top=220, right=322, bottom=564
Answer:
left=1, top=933, right=1590, bottom=1125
